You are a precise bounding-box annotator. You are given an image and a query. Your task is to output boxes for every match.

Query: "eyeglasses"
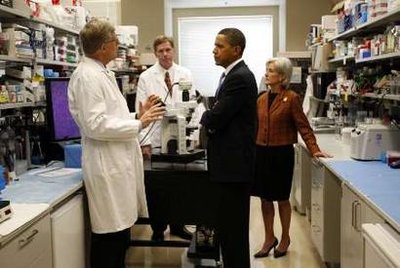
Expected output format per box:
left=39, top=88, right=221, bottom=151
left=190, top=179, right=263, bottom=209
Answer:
left=104, top=37, right=119, bottom=45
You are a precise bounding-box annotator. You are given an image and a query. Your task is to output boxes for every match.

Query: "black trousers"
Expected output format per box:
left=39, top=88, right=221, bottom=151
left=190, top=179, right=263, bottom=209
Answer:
left=90, top=228, right=131, bottom=268
left=213, top=182, right=251, bottom=268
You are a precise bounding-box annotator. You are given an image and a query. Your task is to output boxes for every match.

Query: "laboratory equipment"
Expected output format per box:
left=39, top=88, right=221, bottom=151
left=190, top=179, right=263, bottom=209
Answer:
left=311, top=117, right=336, bottom=128
left=0, top=200, right=12, bottom=224
left=350, top=123, right=400, bottom=160
left=45, top=78, right=81, bottom=142
left=160, top=100, right=198, bottom=155
left=158, top=80, right=205, bottom=161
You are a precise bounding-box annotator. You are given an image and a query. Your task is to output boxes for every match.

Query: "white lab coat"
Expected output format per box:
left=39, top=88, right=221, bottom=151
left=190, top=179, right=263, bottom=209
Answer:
left=136, top=62, right=194, bottom=147
left=68, top=57, right=148, bottom=233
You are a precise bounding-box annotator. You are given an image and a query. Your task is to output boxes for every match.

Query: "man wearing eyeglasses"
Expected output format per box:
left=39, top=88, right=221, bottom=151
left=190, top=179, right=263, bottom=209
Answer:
left=69, top=19, right=165, bottom=268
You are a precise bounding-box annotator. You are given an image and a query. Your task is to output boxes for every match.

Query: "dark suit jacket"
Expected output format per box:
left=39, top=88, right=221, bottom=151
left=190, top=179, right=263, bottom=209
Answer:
left=256, top=89, right=320, bottom=155
left=200, top=60, right=257, bottom=183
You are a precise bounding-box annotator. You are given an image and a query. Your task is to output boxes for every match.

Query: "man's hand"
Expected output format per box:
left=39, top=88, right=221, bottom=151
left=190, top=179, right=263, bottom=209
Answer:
left=139, top=94, right=161, bottom=118
left=140, top=102, right=165, bottom=128
left=141, top=145, right=152, bottom=160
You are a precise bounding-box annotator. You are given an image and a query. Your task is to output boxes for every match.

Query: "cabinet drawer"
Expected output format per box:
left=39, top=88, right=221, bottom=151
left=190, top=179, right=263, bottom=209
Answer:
left=0, top=214, right=52, bottom=268
left=311, top=223, right=323, bottom=258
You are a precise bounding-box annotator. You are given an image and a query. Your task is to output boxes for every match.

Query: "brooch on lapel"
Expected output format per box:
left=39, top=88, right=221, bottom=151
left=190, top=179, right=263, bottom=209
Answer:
left=283, top=97, right=288, bottom=102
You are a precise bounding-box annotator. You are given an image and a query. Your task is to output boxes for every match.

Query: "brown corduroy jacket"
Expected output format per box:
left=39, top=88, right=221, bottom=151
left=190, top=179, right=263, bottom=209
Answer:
left=256, top=89, right=320, bottom=155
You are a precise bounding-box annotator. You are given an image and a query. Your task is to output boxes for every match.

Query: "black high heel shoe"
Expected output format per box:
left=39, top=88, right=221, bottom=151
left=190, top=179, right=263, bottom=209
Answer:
left=274, top=239, right=290, bottom=258
left=253, top=237, right=278, bottom=258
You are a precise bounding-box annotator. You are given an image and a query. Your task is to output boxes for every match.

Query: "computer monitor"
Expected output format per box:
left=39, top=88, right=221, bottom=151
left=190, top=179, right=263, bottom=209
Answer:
left=45, top=78, right=81, bottom=142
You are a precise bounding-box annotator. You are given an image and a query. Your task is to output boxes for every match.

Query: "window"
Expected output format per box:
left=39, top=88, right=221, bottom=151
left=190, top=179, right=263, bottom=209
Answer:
left=178, top=15, right=273, bottom=96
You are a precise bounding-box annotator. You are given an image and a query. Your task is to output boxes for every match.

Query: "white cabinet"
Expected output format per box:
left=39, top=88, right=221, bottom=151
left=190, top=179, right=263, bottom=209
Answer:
left=310, top=160, right=341, bottom=265
left=292, top=144, right=312, bottom=217
left=51, top=194, right=86, bottom=268
left=363, top=223, right=400, bottom=268
left=0, top=214, right=52, bottom=268
left=341, top=184, right=385, bottom=268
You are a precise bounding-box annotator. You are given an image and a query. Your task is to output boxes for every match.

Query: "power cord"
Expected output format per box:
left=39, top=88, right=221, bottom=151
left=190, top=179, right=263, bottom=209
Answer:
left=139, top=89, right=171, bottom=145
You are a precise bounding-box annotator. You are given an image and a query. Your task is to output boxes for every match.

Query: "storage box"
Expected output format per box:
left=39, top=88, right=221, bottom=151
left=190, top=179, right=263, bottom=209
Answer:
left=311, top=43, right=333, bottom=72
left=321, top=15, right=336, bottom=30
left=64, top=144, right=81, bottom=168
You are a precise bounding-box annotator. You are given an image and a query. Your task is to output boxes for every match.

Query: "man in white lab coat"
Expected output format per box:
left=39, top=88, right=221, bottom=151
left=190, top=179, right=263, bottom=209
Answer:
left=135, top=35, right=195, bottom=241
left=68, top=19, right=164, bottom=268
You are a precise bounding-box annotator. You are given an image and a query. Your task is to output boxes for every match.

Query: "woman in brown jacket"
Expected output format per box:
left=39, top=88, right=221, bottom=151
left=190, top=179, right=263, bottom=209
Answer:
left=252, top=57, right=331, bottom=258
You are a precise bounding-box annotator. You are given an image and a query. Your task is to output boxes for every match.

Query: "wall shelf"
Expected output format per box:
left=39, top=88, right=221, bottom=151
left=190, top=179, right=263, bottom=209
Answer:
left=0, top=5, right=79, bottom=35
left=0, top=4, right=30, bottom=19
left=328, top=27, right=357, bottom=42
left=309, top=69, right=335, bottom=74
left=35, top=59, right=78, bottom=68
left=329, top=52, right=400, bottom=65
left=110, top=68, right=138, bottom=74
left=328, top=7, right=400, bottom=42
left=338, top=92, right=400, bottom=101
left=1, top=5, right=80, bottom=68
left=0, top=54, right=33, bottom=64
left=355, top=51, right=400, bottom=64
left=310, top=96, right=329, bottom=103
left=0, top=101, right=45, bottom=110
left=0, top=55, right=79, bottom=67
left=362, top=93, right=400, bottom=101
left=329, top=56, right=355, bottom=64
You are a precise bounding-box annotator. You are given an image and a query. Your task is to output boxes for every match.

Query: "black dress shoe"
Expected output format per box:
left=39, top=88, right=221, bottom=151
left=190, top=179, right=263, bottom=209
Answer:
left=170, top=226, right=193, bottom=240
left=273, top=249, right=287, bottom=258
left=274, top=239, right=290, bottom=258
left=253, top=237, right=278, bottom=258
left=151, top=231, right=164, bottom=241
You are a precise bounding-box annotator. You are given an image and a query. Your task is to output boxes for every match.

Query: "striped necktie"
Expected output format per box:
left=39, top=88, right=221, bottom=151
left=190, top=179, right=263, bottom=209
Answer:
left=164, top=71, right=173, bottom=95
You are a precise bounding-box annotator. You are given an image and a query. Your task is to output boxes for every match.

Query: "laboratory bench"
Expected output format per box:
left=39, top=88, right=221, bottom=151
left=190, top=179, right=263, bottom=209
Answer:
left=0, top=165, right=84, bottom=268
left=296, top=133, right=400, bottom=268
left=1, top=136, right=399, bottom=267
left=0, top=159, right=221, bottom=267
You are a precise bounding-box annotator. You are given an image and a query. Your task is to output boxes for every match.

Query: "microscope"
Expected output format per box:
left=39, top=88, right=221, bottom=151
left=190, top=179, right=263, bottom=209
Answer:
left=160, top=80, right=198, bottom=155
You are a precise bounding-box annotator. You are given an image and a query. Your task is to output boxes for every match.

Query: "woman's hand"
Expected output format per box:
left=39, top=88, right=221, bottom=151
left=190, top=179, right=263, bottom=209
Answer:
left=313, top=151, right=333, bottom=158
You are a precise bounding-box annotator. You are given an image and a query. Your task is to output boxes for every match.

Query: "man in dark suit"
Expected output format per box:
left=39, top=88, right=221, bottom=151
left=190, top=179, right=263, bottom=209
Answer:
left=200, top=28, right=257, bottom=268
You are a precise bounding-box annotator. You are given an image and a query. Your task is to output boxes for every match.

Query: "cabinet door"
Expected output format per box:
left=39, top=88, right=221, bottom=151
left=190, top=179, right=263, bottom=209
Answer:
left=293, top=145, right=313, bottom=216
left=292, top=145, right=303, bottom=213
left=51, top=194, right=86, bottom=268
left=362, top=203, right=384, bottom=228
left=341, top=185, right=363, bottom=268
left=0, top=214, right=52, bottom=268
left=322, top=168, right=341, bottom=264
left=310, top=160, right=324, bottom=259
left=311, top=163, right=341, bottom=264
left=341, top=184, right=385, bottom=268
left=301, top=146, right=312, bottom=219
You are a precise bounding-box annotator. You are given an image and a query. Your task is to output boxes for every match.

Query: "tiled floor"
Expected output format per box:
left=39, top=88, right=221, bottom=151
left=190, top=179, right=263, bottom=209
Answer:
left=126, top=197, right=326, bottom=267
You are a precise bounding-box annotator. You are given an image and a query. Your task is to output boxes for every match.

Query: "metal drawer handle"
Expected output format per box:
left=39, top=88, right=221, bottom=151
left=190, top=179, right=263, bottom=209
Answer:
left=354, top=202, right=362, bottom=232
left=311, top=158, right=323, bottom=167
left=18, top=229, right=39, bottom=248
left=312, top=203, right=320, bottom=211
left=351, top=201, right=355, bottom=229
left=311, top=225, right=321, bottom=232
